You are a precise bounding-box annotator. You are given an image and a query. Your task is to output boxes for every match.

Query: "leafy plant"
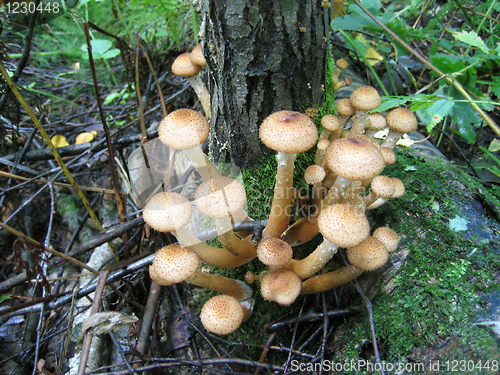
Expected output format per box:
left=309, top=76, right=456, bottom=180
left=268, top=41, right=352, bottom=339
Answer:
left=331, top=0, right=500, bottom=178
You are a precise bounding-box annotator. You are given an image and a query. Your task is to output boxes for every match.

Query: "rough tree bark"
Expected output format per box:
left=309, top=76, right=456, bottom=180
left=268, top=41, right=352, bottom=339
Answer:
left=201, top=0, right=330, bottom=167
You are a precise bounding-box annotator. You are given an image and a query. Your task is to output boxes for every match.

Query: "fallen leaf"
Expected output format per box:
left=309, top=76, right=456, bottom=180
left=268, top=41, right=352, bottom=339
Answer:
left=51, top=134, right=69, bottom=148
left=75, top=131, right=96, bottom=144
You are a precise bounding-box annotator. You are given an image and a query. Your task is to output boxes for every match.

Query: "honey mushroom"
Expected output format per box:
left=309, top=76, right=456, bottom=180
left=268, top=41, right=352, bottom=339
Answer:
left=172, top=52, right=211, bottom=118
left=150, top=244, right=252, bottom=300
left=158, top=108, right=220, bottom=181
left=194, top=176, right=256, bottom=258
left=142, top=192, right=253, bottom=269
left=259, top=111, right=319, bottom=239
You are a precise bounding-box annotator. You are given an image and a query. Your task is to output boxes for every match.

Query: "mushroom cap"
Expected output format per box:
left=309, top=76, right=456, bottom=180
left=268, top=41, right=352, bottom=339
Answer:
left=158, top=109, right=209, bottom=150
left=385, top=107, right=418, bottom=133
left=391, top=178, right=405, bottom=198
left=372, top=227, right=400, bottom=253
left=151, top=244, right=200, bottom=286
left=380, top=147, right=396, bottom=165
left=257, top=237, right=293, bottom=267
left=370, top=175, right=395, bottom=198
left=260, top=269, right=302, bottom=306
left=317, top=203, right=370, bottom=248
left=189, top=44, right=206, bottom=67
left=321, top=114, right=341, bottom=132
left=336, top=98, right=356, bottom=117
left=347, top=236, right=389, bottom=271
left=143, top=192, right=192, bottom=232
left=304, top=164, right=326, bottom=185
left=172, top=52, right=203, bottom=77
left=336, top=58, right=348, bottom=70
left=194, top=177, right=247, bottom=219
left=317, top=139, right=330, bottom=151
left=259, top=111, right=318, bottom=154
left=367, top=112, right=387, bottom=131
left=324, top=136, right=385, bottom=181
left=350, top=86, right=381, bottom=111
left=200, top=295, right=244, bottom=335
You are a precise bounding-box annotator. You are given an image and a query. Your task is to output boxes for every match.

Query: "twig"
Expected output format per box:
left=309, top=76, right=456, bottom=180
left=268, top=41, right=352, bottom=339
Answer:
left=353, top=279, right=385, bottom=375
left=77, top=271, right=108, bottom=375
left=109, top=332, right=139, bottom=375
left=84, top=22, right=126, bottom=255
left=0, top=170, right=116, bottom=194
left=135, top=281, right=161, bottom=356
left=267, top=306, right=362, bottom=332
left=254, top=332, right=277, bottom=375
left=0, top=0, right=40, bottom=111
left=319, top=293, right=328, bottom=375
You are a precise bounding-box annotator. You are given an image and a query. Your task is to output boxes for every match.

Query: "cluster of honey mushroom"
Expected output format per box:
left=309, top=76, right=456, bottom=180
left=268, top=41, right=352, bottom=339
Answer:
left=142, top=51, right=418, bottom=335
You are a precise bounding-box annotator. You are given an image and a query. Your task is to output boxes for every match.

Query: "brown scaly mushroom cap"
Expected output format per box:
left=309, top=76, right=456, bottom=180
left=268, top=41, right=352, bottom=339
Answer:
left=391, top=177, right=406, bottom=198
left=350, top=86, right=381, bottom=111
left=346, top=236, right=389, bottom=271
left=200, top=295, right=244, bottom=335
left=257, top=237, right=293, bottom=268
left=336, top=98, right=356, bottom=117
left=372, top=227, right=400, bottom=253
left=370, top=175, right=395, bottom=198
left=324, top=136, right=385, bottom=181
left=150, top=244, right=200, bottom=286
left=143, top=192, right=192, bottom=232
left=260, top=269, right=302, bottom=306
left=385, top=107, right=418, bottom=134
left=172, top=52, right=203, bottom=77
left=189, top=44, right=206, bottom=68
left=317, top=203, right=370, bottom=248
left=380, top=147, right=396, bottom=165
left=321, top=114, right=341, bottom=132
left=304, top=164, right=326, bottom=185
left=158, top=109, right=209, bottom=150
left=259, top=111, right=318, bottom=154
left=366, top=112, right=387, bottom=132
left=194, top=177, right=247, bottom=220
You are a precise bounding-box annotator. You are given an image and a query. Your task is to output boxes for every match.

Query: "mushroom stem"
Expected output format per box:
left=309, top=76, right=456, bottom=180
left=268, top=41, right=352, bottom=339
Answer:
left=282, top=238, right=338, bottom=279
left=380, top=130, right=404, bottom=149
left=300, top=265, right=363, bottom=294
left=187, top=271, right=253, bottom=301
left=349, top=109, right=369, bottom=136
left=262, top=152, right=296, bottom=239
left=174, top=228, right=255, bottom=268
left=187, top=74, right=211, bottom=118
left=183, top=147, right=221, bottom=181
left=215, top=217, right=257, bottom=258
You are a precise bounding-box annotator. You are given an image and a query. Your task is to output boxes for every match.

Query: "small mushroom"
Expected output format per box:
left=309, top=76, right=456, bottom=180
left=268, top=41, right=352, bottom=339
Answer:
left=194, top=176, right=256, bottom=258
left=349, top=86, right=381, bottom=136
left=260, top=269, right=302, bottom=306
left=259, top=111, right=318, bottom=239
left=381, top=107, right=418, bottom=149
left=346, top=236, right=389, bottom=271
left=172, top=52, right=211, bottom=117
left=200, top=295, right=245, bottom=335
left=158, top=108, right=219, bottom=181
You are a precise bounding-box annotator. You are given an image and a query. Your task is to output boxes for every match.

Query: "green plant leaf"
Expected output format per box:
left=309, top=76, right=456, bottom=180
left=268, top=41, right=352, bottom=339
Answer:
left=418, top=98, right=454, bottom=133
left=450, top=101, right=480, bottom=143
left=452, top=30, right=490, bottom=54
left=374, top=97, right=408, bottom=112
left=489, top=139, right=500, bottom=153
left=80, top=39, right=118, bottom=60
left=0, top=295, right=11, bottom=303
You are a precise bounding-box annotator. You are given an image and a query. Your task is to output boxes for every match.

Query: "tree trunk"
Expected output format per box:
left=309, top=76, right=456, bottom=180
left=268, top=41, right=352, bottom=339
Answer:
left=201, top=0, right=330, bottom=167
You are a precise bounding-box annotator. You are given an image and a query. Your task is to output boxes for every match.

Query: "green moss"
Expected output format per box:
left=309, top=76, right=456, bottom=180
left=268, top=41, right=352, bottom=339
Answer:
left=335, top=149, right=500, bottom=372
